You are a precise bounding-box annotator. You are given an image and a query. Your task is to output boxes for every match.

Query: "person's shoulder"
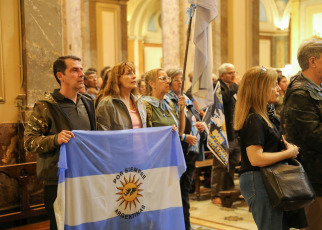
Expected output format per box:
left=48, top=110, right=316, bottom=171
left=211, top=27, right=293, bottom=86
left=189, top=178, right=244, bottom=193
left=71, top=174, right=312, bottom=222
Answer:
left=288, top=74, right=307, bottom=89
left=87, top=87, right=98, bottom=94
left=245, top=113, right=264, bottom=126
left=80, top=93, right=94, bottom=101
left=142, top=96, right=157, bottom=106
left=231, top=83, right=239, bottom=91
left=35, top=92, right=56, bottom=106
left=96, top=96, right=115, bottom=109
left=285, top=74, right=319, bottom=101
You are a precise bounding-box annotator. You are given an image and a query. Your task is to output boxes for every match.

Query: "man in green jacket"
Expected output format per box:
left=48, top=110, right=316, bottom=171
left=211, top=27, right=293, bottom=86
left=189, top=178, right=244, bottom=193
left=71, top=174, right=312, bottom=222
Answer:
left=283, top=38, right=322, bottom=230
left=24, top=55, right=96, bottom=230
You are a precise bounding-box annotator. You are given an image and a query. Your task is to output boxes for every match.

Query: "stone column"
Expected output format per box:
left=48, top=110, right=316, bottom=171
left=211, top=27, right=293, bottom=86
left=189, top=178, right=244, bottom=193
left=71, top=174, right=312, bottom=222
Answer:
left=62, top=0, right=83, bottom=59
left=161, top=0, right=180, bottom=70
left=21, top=0, right=63, bottom=107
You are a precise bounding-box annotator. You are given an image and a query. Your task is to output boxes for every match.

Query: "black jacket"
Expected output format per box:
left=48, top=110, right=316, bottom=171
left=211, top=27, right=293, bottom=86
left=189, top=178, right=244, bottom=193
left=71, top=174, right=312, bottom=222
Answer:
left=283, top=73, right=322, bottom=195
left=215, top=80, right=238, bottom=142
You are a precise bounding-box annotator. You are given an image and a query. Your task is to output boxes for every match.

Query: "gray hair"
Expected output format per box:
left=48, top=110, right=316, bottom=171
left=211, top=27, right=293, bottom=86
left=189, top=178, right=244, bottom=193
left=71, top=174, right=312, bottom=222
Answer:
left=218, top=63, right=235, bottom=77
left=297, top=37, right=322, bottom=71
left=166, top=68, right=183, bottom=79
left=166, top=68, right=183, bottom=86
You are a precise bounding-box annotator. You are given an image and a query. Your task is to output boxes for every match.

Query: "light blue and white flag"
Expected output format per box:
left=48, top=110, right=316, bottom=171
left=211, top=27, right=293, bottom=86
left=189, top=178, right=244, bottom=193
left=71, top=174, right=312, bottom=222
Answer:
left=54, top=126, right=186, bottom=230
left=191, top=0, right=218, bottom=110
left=202, top=81, right=229, bottom=168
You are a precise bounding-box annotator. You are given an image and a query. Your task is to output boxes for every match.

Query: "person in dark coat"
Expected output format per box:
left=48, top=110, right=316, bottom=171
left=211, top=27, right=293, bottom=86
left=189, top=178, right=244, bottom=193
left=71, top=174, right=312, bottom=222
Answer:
left=283, top=37, right=322, bottom=230
left=210, top=63, right=241, bottom=205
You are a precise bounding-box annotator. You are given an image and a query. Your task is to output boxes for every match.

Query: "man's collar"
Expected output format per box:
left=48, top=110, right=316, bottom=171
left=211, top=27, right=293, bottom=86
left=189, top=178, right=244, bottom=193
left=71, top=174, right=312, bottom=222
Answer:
left=52, top=89, right=65, bottom=101
left=52, top=89, right=82, bottom=102
left=219, top=79, right=229, bottom=87
left=301, top=74, right=322, bottom=92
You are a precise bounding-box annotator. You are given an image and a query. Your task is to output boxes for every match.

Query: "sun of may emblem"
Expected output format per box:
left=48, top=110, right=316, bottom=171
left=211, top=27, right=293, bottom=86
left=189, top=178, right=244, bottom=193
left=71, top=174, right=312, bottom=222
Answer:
left=116, top=174, right=143, bottom=210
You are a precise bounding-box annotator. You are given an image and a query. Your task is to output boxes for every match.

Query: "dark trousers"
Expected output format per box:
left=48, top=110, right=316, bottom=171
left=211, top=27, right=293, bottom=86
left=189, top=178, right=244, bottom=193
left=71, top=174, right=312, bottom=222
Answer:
left=211, top=138, right=241, bottom=197
left=44, top=185, right=58, bottom=230
left=180, top=152, right=198, bottom=230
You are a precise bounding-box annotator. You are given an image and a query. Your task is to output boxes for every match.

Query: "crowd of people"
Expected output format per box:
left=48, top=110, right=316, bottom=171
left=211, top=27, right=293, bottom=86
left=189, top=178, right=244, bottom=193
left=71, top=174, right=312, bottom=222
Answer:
left=24, top=37, right=322, bottom=230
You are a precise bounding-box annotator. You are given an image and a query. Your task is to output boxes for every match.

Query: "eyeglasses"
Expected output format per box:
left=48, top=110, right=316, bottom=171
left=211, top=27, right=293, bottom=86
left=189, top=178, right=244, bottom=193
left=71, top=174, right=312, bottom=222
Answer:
left=225, top=71, right=236, bottom=75
left=158, top=76, right=171, bottom=81
left=257, top=66, right=267, bottom=79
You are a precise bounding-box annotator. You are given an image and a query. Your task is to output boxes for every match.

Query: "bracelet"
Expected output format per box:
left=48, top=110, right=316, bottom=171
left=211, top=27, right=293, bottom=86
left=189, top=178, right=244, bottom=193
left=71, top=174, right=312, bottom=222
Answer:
left=180, top=135, right=185, bottom=141
left=183, top=134, right=187, bottom=142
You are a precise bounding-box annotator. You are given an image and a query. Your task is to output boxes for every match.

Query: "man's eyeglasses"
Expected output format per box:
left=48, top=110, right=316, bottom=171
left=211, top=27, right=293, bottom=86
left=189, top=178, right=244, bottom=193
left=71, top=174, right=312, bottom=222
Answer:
left=158, top=76, right=171, bottom=81
left=225, top=71, right=236, bottom=75
left=257, top=66, right=267, bottom=79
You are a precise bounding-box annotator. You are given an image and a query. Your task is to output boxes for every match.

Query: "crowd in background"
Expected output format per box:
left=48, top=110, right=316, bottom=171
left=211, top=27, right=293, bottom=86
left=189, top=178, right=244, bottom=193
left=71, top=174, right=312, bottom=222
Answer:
left=24, top=37, right=322, bottom=230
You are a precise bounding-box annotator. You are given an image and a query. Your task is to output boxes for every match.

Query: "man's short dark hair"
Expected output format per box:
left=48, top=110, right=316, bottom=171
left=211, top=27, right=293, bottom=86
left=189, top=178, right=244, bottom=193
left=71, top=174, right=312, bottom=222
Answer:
left=84, top=70, right=96, bottom=80
left=53, top=55, right=81, bottom=85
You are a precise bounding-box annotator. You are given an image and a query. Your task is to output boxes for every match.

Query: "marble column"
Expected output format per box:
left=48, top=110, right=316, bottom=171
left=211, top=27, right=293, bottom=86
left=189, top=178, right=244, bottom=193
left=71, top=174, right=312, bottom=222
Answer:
left=161, top=0, right=180, bottom=70
left=62, top=0, right=83, bottom=59
left=21, top=0, right=63, bottom=107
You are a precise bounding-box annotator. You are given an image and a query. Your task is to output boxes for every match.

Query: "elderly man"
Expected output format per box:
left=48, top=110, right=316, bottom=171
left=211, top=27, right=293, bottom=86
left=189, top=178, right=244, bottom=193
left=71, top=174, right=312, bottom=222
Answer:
left=211, top=63, right=241, bottom=205
left=283, top=38, right=322, bottom=229
left=24, top=55, right=96, bottom=230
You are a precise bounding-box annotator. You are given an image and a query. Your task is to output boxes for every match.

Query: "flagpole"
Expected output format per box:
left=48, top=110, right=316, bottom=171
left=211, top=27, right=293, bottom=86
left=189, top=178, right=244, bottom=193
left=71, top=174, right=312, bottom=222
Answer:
left=180, top=5, right=195, bottom=96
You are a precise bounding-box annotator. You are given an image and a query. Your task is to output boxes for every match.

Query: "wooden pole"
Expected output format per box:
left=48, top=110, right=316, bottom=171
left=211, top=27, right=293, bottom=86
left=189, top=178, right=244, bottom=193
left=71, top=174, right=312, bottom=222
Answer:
left=180, top=13, right=193, bottom=96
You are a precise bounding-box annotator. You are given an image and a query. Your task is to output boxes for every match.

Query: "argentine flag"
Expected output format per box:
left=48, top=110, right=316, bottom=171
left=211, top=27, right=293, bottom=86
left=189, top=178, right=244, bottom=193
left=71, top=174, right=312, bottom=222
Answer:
left=54, top=126, right=186, bottom=230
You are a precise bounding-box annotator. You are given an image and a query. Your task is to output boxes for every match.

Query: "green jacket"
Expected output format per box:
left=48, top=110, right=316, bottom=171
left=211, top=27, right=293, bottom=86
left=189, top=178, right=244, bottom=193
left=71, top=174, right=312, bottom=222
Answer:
left=283, top=74, right=322, bottom=195
left=24, top=91, right=96, bottom=185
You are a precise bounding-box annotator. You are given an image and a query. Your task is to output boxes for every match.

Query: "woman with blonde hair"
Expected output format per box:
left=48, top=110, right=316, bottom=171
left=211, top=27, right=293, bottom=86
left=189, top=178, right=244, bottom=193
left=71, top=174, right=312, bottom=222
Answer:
left=96, top=62, right=146, bottom=130
left=234, top=66, right=300, bottom=229
left=143, top=68, right=185, bottom=136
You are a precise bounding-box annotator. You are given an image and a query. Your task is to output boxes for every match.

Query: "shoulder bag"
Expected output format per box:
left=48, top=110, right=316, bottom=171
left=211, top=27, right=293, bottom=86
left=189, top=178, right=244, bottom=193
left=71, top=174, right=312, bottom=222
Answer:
left=260, top=158, right=315, bottom=211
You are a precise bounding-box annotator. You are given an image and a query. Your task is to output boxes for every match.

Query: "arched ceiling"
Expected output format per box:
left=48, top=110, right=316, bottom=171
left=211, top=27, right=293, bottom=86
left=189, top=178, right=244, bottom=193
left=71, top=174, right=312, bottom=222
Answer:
left=127, top=0, right=162, bottom=43
left=260, top=0, right=291, bottom=31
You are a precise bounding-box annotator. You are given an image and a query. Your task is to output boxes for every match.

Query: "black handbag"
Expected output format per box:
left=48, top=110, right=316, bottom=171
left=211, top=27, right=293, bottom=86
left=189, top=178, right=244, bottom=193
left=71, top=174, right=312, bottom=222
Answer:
left=260, top=158, right=315, bottom=211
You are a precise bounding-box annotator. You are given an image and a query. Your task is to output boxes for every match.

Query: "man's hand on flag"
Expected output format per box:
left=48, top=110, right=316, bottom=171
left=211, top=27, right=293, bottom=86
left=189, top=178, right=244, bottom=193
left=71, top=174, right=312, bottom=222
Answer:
left=57, top=130, right=75, bottom=145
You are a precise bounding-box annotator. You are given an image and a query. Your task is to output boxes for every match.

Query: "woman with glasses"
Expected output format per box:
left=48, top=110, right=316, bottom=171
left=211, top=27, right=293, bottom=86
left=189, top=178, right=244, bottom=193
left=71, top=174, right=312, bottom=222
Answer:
left=234, top=66, right=300, bottom=229
left=143, top=68, right=185, bottom=136
left=96, top=62, right=147, bottom=130
left=165, top=68, right=206, bottom=230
